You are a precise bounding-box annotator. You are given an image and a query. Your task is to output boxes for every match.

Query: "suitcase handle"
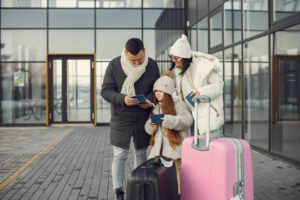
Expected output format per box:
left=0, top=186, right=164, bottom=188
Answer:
left=192, top=95, right=211, bottom=151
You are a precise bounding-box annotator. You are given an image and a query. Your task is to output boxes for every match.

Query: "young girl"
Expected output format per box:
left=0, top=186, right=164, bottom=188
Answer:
left=144, top=75, right=193, bottom=194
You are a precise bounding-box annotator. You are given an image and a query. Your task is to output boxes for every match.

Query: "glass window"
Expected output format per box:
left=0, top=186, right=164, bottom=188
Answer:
left=243, top=0, right=268, bottom=39
left=49, top=9, right=94, bottom=28
left=212, top=51, right=224, bottom=74
left=143, top=0, right=183, bottom=8
left=97, top=0, right=141, bottom=8
left=96, top=9, right=141, bottom=28
left=224, top=0, right=242, bottom=46
left=143, top=10, right=164, bottom=28
left=274, top=0, right=300, bottom=21
left=143, top=9, right=184, bottom=29
left=244, top=36, right=269, bottom=149
left=1, top=30, right=46, bottom=62
left=96, top=30, right=141, bottom=60
left=96, top=62, right=110, bottom=123
left=198, top=17, right=208, bottom=53
left=149, top=9, right=184, bottom=29
left=49, top=0, right=95, bottom=8
left=198, top=0, right=209, bottom=20
left=1, top=63, right=46, bottom=124
left=144, top=30, right=185, bottom=60
left=49, top=30, right=94, bottom=53
left=232, top=45, right=243, bottom=138
left=143, top=30, right=156, bottom=60
left=1, top=9, right=46, bottom=28
left=158, top=29, right=184, bottom=60
left=224, top=48, right=234, bottom=130
left=210, top=11, right=222, bottom=48
left=272, top=24, right=300, bottom=162
left=1, top=0, right=47, bottom=7
left=191, top=24, right=197, bottom=51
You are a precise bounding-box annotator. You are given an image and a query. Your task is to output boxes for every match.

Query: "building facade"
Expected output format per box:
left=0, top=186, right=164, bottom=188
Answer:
left=0, top=0, right=300, bottom=164
left=188, top=0, right=300, bottom=164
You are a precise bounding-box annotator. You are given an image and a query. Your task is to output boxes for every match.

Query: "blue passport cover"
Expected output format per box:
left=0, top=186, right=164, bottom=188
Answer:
left=150, top=114, right=165, bottom=123
left=132, top=95, right=147, bottom=104
left=185, top=91, right=200, bottom=107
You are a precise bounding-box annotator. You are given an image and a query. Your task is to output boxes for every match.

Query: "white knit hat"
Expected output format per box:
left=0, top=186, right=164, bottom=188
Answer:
left=170, top=34, right=192, bottom=58
left=153, top=76, right=175, bottom=95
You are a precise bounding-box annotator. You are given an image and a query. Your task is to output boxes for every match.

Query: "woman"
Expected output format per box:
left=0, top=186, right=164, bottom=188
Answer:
left=168, top=34, right=224, bottom=137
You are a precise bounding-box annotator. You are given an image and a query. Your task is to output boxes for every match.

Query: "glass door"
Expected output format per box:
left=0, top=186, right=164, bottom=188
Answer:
left=49, top=55, right=94, bottom=123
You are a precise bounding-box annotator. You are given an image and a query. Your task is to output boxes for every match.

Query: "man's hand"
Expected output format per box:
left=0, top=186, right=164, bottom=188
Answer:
left=124, top=96, right=139, bottom=106
left=138, top=103, right=152, bottom=109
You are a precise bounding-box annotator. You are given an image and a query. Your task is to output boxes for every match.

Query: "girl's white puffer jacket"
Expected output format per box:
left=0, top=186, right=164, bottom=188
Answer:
left=144, top=97, right=193, bottom=160
left=175, top=51, right=224, bottom=134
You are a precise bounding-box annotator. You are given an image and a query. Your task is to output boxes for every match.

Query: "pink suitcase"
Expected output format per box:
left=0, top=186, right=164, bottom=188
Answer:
left=181, top=96, right=254, bottom=200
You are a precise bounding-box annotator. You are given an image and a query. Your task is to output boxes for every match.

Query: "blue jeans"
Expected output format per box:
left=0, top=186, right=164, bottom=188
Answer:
left=111, top=138, right=147, bottom=190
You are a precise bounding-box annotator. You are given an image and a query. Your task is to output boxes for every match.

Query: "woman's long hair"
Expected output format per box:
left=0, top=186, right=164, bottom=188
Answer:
left=169, top=57, right=193, bottom=75
left=150, top=93, right=182, bottom=149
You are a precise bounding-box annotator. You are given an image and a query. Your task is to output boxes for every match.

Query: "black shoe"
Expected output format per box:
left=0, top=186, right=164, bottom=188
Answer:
left=114, top=188, right=125, bottom=200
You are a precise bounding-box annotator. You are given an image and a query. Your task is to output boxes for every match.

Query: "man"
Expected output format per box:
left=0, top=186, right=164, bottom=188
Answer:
left=101, top=38, right=160, bottom=200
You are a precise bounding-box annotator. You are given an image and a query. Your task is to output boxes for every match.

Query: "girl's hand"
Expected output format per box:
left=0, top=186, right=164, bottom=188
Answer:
left=150, top=122, right=158, bottom=127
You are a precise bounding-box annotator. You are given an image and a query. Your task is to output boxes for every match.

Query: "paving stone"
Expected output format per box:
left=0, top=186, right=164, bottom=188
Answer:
left=0, top=127, right=300, bottom=200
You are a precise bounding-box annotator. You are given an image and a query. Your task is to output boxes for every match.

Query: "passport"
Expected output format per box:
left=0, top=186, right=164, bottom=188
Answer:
left=150, top=114, right=165, bottom=123
left=132, top=95, right=147, bottom=104
left=185, top=91, right=200, bottom=107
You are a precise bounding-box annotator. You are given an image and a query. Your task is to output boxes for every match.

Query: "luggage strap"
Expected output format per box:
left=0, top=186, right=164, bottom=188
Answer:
left=221, top=138, right=245, bottom=200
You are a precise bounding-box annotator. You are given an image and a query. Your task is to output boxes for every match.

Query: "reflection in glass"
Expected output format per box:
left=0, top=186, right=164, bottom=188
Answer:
left=49, top=30, right=94, bottom=53
left=1, top=9, right=46, bottom=28
left=224, top=0, right=242, bottom=46
left=1, top=63, right=46, bottom=124
left=1, top=0, right=47, bottom=7
left=191, top=24, right=197, bottom=51
left=212, top=51, right=223, bottom=74
left=53, top=60, right=63, bottom=122
left=97, top=62, right=110, bottom=123
left=96, top=9, right=141, bottom=28
left=274, top=0, right=300, bottom=21
left=97, top=0, right=141, bottom=8
left=272, top=24, right=300, bottom=162
left=224, top=48, right=233, bottom=123
left=143, top=9, right=184, bottom=29
left=157, top=29, right=184, bottom=60
left=1, top=30, right=46, bottom=61
left=198, top=17, right=208, bottom=53
left=49, top=9, right=94, bottom=28
left=143, top=0, right=183, bottom=8
left=244, top=0, right=268, bottom=39
left=210, top=11, right=222, bottom=47
left=143, top=10, right=163, bottom=28
left=50, top=0, right=95, bottom=8
left=143, top=30, right=156, bottom=59
left=67, top=60, right=91, bottom=121
left=224, top=46, right=243, bottom=138
left=244, top=36, right=269, bottom=150
left=96, top=30, right=141, bottom=60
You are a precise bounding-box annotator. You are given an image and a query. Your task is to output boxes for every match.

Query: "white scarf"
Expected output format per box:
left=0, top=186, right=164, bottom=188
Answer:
left=120, top=49, right=148, bottom=95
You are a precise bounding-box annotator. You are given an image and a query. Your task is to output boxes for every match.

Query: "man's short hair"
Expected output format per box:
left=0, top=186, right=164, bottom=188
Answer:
left=125, top=38, right=144, bottom=55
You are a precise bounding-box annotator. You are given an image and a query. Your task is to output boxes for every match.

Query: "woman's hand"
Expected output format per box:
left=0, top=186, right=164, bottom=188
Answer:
left=191, top=91, right=200, bottom=102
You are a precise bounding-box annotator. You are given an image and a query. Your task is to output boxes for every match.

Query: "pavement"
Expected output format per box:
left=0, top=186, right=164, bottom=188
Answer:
left=0, top=126, right=299, bottom=200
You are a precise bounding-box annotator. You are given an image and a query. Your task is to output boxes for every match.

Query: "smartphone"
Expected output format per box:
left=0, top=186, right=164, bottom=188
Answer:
left=150, top=114, right=165, bottom=123
left=132, top=95, right=147, bottom=104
